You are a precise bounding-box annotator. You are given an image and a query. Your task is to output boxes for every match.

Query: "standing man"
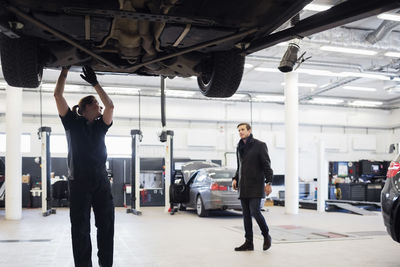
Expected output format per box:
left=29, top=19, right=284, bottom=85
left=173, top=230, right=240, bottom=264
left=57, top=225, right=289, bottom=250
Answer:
left=54, top=65, right=115, bottom=266
left=232, top=122, right=273, bottom=251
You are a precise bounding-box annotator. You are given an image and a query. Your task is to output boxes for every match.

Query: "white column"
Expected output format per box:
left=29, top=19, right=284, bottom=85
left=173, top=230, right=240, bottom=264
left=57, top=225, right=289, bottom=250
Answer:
left=5, top=85, right=23, bottom=220
left=317, top=140, right=328, bottom=212
left=284, top=72, right=299, bottom=215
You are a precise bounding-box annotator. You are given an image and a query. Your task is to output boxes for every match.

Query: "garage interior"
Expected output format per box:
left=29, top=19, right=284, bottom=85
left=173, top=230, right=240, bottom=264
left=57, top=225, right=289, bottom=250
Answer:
left=1, top=1, right=400, bottom=267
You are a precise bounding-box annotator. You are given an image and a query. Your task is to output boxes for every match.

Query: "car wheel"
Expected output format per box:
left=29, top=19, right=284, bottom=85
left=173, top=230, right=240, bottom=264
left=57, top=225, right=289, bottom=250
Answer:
left=196, top=195, right=208, bottom=217
left=0, top=36, right=43, bottom=88
left=197, top=50, right=244, bottom=98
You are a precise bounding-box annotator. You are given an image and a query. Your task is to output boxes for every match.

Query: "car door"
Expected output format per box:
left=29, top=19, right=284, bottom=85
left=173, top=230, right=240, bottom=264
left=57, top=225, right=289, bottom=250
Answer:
left=188, top=171, right=207, bottom=208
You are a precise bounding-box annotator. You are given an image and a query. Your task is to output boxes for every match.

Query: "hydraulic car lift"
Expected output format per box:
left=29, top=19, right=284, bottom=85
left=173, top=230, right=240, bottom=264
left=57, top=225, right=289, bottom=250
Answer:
left=38, top=126, right=56, bottom=217
left=127, top=129, right=142, bottom=216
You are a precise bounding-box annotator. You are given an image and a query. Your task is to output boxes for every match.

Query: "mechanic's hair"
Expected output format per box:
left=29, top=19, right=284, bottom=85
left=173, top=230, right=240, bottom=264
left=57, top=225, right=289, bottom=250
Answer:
left=237, top=122, right=251, bottom=130
left=72, top=95, right=96, bottom=116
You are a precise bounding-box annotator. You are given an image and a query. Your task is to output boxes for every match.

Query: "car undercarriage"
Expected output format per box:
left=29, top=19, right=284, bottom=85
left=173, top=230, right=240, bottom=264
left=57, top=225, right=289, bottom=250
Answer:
left=0, top=0, right=399, bottom=97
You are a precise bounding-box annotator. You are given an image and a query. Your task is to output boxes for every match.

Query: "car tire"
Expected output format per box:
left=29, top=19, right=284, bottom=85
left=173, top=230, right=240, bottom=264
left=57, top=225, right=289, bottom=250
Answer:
left=196, top=195, right=208, bottom=217
left=197, top=50, right=244, bottom=98
left=0, top=36, right=43, bottom=88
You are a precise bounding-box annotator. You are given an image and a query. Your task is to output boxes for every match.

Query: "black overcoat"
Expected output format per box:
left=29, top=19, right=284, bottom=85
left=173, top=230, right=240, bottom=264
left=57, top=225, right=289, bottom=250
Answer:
left=233, top=134, right=273, bottom=199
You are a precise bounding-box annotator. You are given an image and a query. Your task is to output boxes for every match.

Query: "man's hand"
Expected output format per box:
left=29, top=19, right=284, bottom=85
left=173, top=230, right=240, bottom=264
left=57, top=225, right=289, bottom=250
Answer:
left=232, top=179, right=237, bottom=190
left=264, top=184, right=272, bottom=196
left=80, top=65, right=98, bottom=86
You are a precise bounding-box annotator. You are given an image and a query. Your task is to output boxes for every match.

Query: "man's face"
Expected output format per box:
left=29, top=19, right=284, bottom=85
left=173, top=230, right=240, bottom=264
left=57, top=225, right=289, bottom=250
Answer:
left=238, top=125, right=251, bottom=139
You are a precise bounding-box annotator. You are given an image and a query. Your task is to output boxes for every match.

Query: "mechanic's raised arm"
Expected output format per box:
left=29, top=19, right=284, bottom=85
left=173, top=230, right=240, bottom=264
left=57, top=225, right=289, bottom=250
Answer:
left=54, top=67, right=70, bottom=117
left=80, top=65, right=114, bottom=125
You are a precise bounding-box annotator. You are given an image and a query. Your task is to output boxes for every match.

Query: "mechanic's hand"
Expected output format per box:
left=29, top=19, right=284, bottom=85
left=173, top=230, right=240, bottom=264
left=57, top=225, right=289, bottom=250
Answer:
left=80, top=65, right=98, bottom=86
left=265, top=184, right=272, bottom=196
left=232, top=179, right=237, bottom=190
left=62, top=65, right=71, bottom=70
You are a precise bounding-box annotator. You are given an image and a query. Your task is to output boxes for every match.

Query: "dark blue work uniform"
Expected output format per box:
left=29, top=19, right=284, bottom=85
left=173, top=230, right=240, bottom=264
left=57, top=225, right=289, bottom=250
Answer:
left=60, top=108, right=114, bottom=267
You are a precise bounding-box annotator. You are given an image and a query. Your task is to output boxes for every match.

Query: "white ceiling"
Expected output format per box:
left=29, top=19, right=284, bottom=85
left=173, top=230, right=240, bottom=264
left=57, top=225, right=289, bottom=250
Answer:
left=3, top=1, right=400, bottom=110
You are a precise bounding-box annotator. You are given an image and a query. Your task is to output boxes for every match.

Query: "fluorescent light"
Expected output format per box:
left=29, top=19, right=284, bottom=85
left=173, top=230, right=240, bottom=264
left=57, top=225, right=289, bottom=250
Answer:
left=342, top=86, right=377, bottom=92
left=340, top=72, right=390, bottom=80
left=308, top=97, right=344, bottom=105
left=281, top=82, right=317, bottom=88
left=319, top=83, right=331, bottom=89
left=165, top=90, right=195, bottom=97
left=304, top=4, right=333, bottom=12
left=384, top=51, right=400, bottom=58
left=276, top=42, right=289, bottom=47
left=349, top=100, right=383, bottom=107
left=253, top=94, right=285, bottom=102
left=229, top=93, right=247, bottom=100
left=378, top=13, right=400, bottom=22
left=254, top=67, right=279, bottom=72
left=320, top=46, right=377, bottom=56
left=244, top=63, right=254, bottom=69
left=103, top=86, right=141, bottom=94
left=41, top=83, right=87, bottom=92
left=297, top=68, right=339, bottom=77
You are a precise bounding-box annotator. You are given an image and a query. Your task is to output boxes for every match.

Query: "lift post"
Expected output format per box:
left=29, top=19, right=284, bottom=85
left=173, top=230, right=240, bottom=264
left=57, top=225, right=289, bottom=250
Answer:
left=163, top=130, right=174, bottom=212
left=127, top=129, right=142, bottom=215
left=38, top=126, right=55, bottom=216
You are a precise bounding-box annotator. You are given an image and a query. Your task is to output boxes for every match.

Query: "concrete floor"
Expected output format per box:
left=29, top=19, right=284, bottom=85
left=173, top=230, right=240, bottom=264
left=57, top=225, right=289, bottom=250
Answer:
left=0, top=206, right=398, bottom=267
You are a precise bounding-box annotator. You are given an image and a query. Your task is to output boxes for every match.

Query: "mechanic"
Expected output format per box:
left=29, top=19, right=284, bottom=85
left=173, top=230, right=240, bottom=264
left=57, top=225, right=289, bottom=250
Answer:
left=54, top=65, right=115, bottom=267
left=232, top=122, right=273, bottom=251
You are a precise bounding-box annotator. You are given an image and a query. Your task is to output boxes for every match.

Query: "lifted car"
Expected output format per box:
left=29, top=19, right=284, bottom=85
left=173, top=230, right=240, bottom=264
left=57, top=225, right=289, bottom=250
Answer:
left=0, top=0, right=398, bottom=97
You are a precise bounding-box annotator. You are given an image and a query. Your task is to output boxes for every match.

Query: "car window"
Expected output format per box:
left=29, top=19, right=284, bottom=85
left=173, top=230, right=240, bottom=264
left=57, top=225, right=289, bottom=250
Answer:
left=193, top=172, right=208, bottom=185
left=209, top=170, right=235, bottom=179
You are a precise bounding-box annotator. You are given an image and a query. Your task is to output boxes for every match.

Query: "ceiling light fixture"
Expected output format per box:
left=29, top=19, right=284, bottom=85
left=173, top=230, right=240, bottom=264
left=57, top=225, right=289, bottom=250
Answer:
left=319, top=83, right=331, bottom=89
left=384, top=51, right=400, bottom=58
left=103, top=86, right=141, bottom=94
left=297, top=68, right=338, bottom=77
left=253, top=94, right=285, bottom=102
left=165, top=90, right=196, bottom=97
left=320, top=46, right=377, bottom=56
left=276, top=42, right=289, bottom=47
left=377, top=13, right=400, bottom=22
left=281, top=82, right=317, bottom=88
left=304, top=3, right=333, bottom=12
left=254, top=67, right=280, bottom=72
left=349, top=100, right=383, bottom=107
left=340, top=72, right=390, bottom=80
left=229, top=93, right=247, bottom=100
left=308, top=97, right=344, bottom=105
left=41, top=83, right=88, bottom=92
left=342, top=86, right=377, bottom=92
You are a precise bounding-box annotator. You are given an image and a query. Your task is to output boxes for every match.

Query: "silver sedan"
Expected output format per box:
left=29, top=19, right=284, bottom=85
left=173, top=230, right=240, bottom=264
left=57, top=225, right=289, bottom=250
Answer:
left=185, top=167, right=241, bottom=217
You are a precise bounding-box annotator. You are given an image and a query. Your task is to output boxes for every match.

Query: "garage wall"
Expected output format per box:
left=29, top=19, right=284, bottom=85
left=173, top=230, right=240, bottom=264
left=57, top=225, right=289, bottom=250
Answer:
left=0, top=90, right=398, bottom=180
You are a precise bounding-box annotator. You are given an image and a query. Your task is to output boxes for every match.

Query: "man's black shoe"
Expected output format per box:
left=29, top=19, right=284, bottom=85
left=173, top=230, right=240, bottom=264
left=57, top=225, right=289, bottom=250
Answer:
left=234, top=240, right=254, bottom=251
left=263, top=234, right=272, bottom=251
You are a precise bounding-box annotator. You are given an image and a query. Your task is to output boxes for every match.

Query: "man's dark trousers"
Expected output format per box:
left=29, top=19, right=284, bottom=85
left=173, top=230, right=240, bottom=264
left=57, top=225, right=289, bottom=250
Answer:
left=241, top=198, right=269, bottom=241
left=69, top=177, right=114, bottom=267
